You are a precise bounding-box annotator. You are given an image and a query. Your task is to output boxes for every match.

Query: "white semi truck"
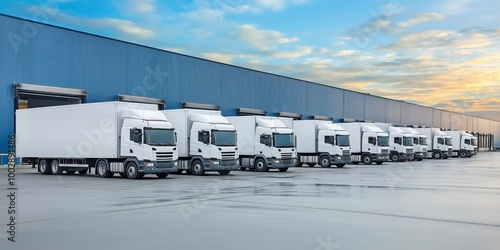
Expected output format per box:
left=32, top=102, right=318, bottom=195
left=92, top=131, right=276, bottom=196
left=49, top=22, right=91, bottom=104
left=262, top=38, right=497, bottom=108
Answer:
left=373, top=123, right=414, bottom=162
left=291, top=120, right=351, bottom=168
left=226, top=116, right=296, bottom=172
left=446, top=131, right=476, bottom=158
left=400, top=127, right=427, bottom=161
left=162, top=109, right=239, bottom=175
left=414, top=128, right=453, bottom=159
left=336, top=123, right=390, bottom=165
left=16, top=102, right=179, bottom=179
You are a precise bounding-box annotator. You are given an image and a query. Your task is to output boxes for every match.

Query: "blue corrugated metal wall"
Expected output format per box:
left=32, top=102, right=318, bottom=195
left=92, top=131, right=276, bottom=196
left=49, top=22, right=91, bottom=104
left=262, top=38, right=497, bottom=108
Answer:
left=1, top=13, right=500, bottom=162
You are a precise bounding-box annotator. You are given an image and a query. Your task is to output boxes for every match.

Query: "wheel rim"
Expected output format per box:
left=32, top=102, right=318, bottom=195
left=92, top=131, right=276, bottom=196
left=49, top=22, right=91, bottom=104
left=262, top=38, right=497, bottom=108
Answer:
left=51, top=161, right=59, bottom=173
left=256, top=161, right=264, bottom=170
left=193, top=163, right=201, bottom=172
left=363, top=157, right=370, bottom=164
left=98, top=162, right=106, bottom=176
left=321, top=158, right=329, bottom=167
left=127, top=165, right=136, bottom=177
left=391, top=155, right=398, bottom=162
left=40, top=161, right=47, bottom=172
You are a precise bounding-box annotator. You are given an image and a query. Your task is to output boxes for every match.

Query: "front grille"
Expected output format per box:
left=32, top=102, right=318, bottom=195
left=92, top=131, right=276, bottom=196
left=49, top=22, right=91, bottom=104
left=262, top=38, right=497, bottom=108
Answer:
left=281, top=153, right=293, bottom=164
left=406, top=148, right=414, bottom=154
left=381, top=149, right=389, bottom=156
left=342, top=150, right=350, bottom=157
left=221, top=151, right=236, bottom=160
left=156, top=152, right=173, bottom=161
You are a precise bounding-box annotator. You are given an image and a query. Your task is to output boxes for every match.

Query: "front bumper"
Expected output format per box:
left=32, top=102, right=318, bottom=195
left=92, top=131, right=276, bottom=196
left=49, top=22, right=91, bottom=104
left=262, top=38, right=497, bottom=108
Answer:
left=204, top=159, right=239, bottom=171
left=331, top=155, right=352, bottom=164
left=414, top=152, right=425, bottom=160
left=268, top=158, right=296, bottom=169
left=140, top=160, right=178, bottom=174
left=376, top=154, right=390, bottom=162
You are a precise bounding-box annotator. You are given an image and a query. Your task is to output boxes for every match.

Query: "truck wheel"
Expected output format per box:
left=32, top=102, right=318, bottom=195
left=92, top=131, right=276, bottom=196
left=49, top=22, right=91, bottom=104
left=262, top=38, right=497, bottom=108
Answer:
left=336, top=164, right=345, bottom=168
left=97, top=160, right=113, bottom=178
left=307, top=163, right=316, bottom=168
left=156, top=173, right=168, bottom=179
left=66, top=170, right=75, bottom=175
left=376, top=161, right=383, bottom=165
left=51, top=160, right=63, bottom=175
left=254, top=158, right=267, bottom=172
left=408, top=154, right=415, bottom=161
left=218, top=170, right=230, bottom=175
left=390, top=154, right=400, bottom=162
left=191, top=160, right=205, bottom=176
left=279, top=168, right=289, bottom=172
left=78, top=169, right=88, bottom=175
left=319, top=156, right=331, bottom=168
left=459, top=151, right=467, bottom=158
left=362, top=155, right=372, bottom=165
left=433, top=151, right=442, bottom=159
left=39, top=159, right=51, bottom=175
left=125, top=162, right=140, bottom=179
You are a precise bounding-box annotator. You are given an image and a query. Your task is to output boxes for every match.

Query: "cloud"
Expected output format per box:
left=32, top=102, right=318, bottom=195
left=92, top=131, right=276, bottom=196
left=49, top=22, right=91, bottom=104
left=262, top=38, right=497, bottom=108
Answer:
left=202, top=52, right=234, bottom=63
left=236, top=24, right=299, bottom=50
left=126, top=0, right=156, bottom=14
left=255, top=0, right=307, bottom=10
left=271, top=46, right=313, bottom=59
left=99, top=18, right=155, bottom=38
left=333, top=50, right=356, bottom=56
left=181, top=8, right=224, bottom=22
left=380, top=29, right=492, bottom=50
left=397, top=12, right=445, bottom=28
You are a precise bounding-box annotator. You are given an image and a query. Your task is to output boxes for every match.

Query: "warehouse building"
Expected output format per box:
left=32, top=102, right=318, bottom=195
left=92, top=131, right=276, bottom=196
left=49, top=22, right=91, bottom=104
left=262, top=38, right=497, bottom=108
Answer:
left=1, top=14, right=499, bottom=163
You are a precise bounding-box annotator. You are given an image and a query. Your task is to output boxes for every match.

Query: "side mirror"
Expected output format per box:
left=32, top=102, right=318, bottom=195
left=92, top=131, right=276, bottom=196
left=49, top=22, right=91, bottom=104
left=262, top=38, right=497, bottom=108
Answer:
left=130, top=128, right=143, bottom=144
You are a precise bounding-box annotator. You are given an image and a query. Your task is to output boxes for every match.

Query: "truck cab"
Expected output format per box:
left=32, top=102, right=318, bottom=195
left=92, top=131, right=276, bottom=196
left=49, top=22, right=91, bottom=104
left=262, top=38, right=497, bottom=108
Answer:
left=361, top=126, right=390, bottom=164
left=120, top=108, right=179, bottom=176
left=433, top=131, right=452, bottom=159
left=401, top=127, right=427, bottom=161
left=387, top=127, right=414, bottom=162
left=316, top=123, right=351, bottom=167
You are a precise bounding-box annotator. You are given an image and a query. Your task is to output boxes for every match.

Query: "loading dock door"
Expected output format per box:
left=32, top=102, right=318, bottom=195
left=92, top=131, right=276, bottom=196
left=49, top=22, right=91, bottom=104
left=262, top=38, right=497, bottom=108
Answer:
left=15, top=83, right=87, bottom=109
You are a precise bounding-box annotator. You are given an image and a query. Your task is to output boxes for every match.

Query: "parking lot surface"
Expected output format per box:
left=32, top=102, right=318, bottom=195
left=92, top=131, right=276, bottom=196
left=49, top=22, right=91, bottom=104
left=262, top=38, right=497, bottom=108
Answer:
left=1, top=153, right=500, bottom=250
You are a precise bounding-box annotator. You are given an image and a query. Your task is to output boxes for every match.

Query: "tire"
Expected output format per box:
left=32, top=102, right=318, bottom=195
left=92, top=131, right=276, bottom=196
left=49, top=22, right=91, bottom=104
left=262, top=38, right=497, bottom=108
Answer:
left=125, top=162, right=140, bottom=179
left=279, top=168, right=289, bottom=172
left=191, top=160, right=205, bottom=176
left=218, top=170, right=230, bottom=175
left=459, top=151, right=467, bottom=158
left=433, top=151, right=442, bottom=159
left=390, top=154, right=400, bottom=162
left=66, top=170, right=76, bottom=175
left=362, top=155, right=372, bottom=165
left=319, top=156, right=331, bottom=168
left=336, top=164, right=346, bottom=168
left=376, top=161, right=383, bottom=165
left=96, top=160, right=113, bottom=178
left=408, top=154, right=415, bottom=161
left=156, top=173, right=168, bottom=179
left=51, top=160, right=63, bottom=175
left=254, top=158, right=267, bottom=172
left=307, top=163, right=316, bottom=168
left=239, top=167, right=247, bottom=171
left=39, top=159, right=51, bottom=175
left=78, top=169, right=88, bottom=175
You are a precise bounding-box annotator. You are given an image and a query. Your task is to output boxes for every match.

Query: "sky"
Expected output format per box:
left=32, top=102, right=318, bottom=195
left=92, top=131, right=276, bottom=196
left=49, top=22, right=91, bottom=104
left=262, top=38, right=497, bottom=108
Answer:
left=1, top=0, right=499, bottom=121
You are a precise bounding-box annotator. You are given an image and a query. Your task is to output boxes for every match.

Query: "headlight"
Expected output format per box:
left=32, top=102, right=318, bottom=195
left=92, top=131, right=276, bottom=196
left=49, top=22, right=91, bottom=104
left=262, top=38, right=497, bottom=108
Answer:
left=236, top=159, right=240, bottom=165
left=210, top=160, right=220, bottom=165
left=144, top=162, right=155, bottom=167
left=273, top=159, right=280, bottom=163
left=174, top=161, right=178, bottom=167
left=336, top=156, right=342, bottom=160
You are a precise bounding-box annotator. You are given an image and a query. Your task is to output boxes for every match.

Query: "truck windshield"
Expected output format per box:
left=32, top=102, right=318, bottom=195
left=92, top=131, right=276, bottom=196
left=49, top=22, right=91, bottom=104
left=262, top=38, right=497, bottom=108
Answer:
left=419, top=138, right=428, bottom=146
left=273, top=133, right=295, bottom=148
left=211, top=130, right=237, bottom=146
left=336, top=135, right=350, bottom=146
left=445, top=138, right=452, bottom=146
left=144, top=128, right=176, bottom=146
left=377, top=136, right=389, bottom=147
left=403, top=137, right=413, bottom=146
left=471, top=139, right=477, bottom=146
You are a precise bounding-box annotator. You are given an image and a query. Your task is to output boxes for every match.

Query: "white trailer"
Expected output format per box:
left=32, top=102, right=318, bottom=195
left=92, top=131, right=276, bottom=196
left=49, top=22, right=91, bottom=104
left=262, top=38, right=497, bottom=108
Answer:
left=400, top=127, right=428, bottom=161
left=373, top=123, right=414, bottom=162
left=226, top=116, right=296, bottom=172
left=446, top=131, right=475, bottom=158
left=16, top=102, right=178, bottom=179
left=291, top=120, right=351, bottom=168
left=162, top=109, right=239, bottom=175
left=336, top=123, right=390, bottom=165
left=414, top=128, right=453, bottom=159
